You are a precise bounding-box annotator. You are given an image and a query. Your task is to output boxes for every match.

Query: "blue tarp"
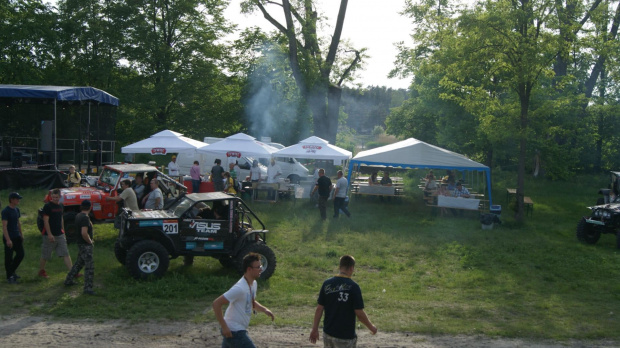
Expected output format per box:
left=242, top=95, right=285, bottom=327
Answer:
left=0, top=84, right=119, bottom=106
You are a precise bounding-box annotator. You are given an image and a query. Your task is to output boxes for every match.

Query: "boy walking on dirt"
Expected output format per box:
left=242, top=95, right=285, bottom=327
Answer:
left=212, top=252, right=274, bottom=347
left=310, top=255, right=377, bottom=347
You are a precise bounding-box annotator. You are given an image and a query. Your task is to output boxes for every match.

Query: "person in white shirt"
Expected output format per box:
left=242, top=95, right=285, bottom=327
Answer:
left=333, top=170, right=351, bottom=218
left=266, top=158, right=281, bottom=183
left=167, top=155, right=179, bottom=178
left=267, top=158, right=282, bottom=200
left=212, top=252, right=274, bottom=347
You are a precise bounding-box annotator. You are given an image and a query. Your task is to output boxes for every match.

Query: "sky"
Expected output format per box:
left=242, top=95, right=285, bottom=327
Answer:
left=225, top=0, right=414, bottom=89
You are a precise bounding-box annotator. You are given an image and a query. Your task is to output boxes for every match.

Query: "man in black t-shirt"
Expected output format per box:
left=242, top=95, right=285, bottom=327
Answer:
left=39, top=189, right=74, bottom=279
left=2, top=192, right=24, bottom=284
left=310, top=255, right=377, bottom=347
left=311, top=169, right=332, bottom=220
left=64, top=200, right=96, bottom=295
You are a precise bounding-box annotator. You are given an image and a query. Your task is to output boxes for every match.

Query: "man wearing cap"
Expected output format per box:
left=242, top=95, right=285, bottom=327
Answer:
left=211, top=159, right=225, bottom=191
left=168, top=155, right=179, bottom=178
left=64, top=200, right=96, bottom=295
left=2, top=192, right=24, bottom=284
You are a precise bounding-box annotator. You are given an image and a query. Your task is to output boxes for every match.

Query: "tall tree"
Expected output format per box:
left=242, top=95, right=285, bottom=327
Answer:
left=240, top=0, right=365, bottom=143
left=0, top=0, right=56, bottom=84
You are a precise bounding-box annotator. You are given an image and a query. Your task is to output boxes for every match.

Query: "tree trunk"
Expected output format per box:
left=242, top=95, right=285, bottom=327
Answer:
left=326, top=85, right=342, bottom=144
left=515, top=87, right=530, bottom=223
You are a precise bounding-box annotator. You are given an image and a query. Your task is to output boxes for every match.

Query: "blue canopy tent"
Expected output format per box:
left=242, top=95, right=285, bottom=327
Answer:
left=347, top=138, right=493, bottom=206
left=0, top=84, right=119, bottom=170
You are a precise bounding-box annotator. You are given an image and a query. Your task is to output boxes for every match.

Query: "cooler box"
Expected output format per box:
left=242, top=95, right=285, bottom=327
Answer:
left=490, top=205, right=502, bottom=218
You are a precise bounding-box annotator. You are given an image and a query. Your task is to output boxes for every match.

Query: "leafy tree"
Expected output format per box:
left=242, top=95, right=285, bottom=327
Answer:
left=0, top=0, right=56, bottom=84
left=240, top=0, right=366, bottom=144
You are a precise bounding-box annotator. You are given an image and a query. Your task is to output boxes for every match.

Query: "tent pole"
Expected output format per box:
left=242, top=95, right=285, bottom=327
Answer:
left=54, top=99, right=57, bottom=169
left=87, top=103, right=91, bottom=174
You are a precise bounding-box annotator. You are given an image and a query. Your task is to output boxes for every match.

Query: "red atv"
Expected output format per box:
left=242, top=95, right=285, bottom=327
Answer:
left=43, top=164, right=186, bottom=242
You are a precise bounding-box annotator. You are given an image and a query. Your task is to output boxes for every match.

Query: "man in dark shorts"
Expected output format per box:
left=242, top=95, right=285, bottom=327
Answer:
left=64, top=200, right=96, bottom=295
left=310, top=255, right=377, bottom=347
left=311, top=169, right=332, bottom=220
left=39, top=189, right=75, bottom=279
left=2, top=192, right=24, bottom=284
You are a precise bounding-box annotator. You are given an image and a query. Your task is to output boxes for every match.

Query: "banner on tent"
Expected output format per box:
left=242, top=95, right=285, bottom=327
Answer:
left=151, top=148, right=167, bottom=155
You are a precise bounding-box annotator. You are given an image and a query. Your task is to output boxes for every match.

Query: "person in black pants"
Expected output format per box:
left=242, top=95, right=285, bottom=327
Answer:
left=2, top=192, right=24, bottom=284
left=311, top=168, right=332, bottom=220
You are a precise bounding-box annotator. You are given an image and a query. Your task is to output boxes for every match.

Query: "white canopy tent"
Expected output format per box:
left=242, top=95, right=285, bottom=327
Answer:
left=274, top=136, right=352, bottom=165
left=121, top=130, right=208, bottom=155
left=347, top=138, right=493, bottom=205
left=196, top=133, right=278, bottom=158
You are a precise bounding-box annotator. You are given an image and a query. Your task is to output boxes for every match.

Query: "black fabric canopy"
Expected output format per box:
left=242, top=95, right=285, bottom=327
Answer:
left=0, top=85, right=119, bottom=106
left=0, top=84, right=119, bottom=169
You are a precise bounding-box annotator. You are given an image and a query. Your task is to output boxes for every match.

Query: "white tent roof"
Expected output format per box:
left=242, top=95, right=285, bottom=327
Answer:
left=352, top=138, right=488, bottom=170
left=196, top=133, right=278, bottom=158
left=348, top=138, right=493, bottom=204
left=121, top=130, right=208, bottom=155
left=274, top=136, right=352, bottom=163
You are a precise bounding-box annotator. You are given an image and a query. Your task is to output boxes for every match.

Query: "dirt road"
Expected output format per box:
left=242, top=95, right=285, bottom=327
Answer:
left=0, top=315, right=618, bottom=347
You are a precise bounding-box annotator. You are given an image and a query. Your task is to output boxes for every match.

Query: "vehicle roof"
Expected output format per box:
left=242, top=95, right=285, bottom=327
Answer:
left=186, top=192, right=237, bottom=201
left=105, top=164, right=159, bottom=172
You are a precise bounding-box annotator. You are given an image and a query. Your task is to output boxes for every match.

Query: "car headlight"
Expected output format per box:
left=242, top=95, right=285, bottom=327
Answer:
left=603, top=211, right=611, bottom=219
left=594, top=210, right=602, bottom=217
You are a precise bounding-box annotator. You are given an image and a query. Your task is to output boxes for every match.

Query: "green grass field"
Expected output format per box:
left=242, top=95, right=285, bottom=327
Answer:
left=1, top=170, right=619, bottom=340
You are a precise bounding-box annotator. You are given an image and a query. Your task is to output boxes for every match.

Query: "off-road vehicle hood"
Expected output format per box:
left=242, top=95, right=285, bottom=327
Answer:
left=128, top=210, right=177, bottom=220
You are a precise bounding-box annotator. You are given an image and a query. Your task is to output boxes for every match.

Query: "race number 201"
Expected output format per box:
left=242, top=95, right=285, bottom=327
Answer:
left=163, top=220, right=178, bottom=234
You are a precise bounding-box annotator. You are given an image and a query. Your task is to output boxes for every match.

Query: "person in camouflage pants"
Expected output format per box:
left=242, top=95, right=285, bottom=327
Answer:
left=64, top=200, right=95, bottom=295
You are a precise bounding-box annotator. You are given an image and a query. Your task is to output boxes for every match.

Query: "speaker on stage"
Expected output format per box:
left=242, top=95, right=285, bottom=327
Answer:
left=41, top=120, right=55, bottom=151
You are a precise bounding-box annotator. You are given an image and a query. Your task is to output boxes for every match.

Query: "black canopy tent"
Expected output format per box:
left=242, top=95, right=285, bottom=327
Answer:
left=0, top=84, right=119, bottom=170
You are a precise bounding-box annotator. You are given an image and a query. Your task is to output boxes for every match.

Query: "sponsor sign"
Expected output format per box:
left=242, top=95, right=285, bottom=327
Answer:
left=151, top=147, right=167, bottom=155
left=204, top=242, right=224, bottom=250
left=302, top=145, right=322, bottom=154
left=189, top=220, right=221, bottom=234
left=139, top=220, right=163, bottom=227
left=80, top=194, right=91, bottom=200
left=226, top=151, right=241, bottom=158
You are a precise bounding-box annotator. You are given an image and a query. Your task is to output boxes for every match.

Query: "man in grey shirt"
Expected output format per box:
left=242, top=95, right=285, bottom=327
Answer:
left=333, top=170, right=351, bottom=218
left=144, top=179, right=163, bottom=210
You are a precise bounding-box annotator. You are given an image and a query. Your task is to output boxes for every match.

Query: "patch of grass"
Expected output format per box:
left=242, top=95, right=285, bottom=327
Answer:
left=1, top=171, right=620, bottom=340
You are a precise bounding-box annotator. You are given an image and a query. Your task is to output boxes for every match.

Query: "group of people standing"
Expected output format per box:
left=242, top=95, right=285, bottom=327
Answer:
left=213, top=253, right=376, bottom=348
left=189, top=158, right=242, bottom=195
left=2, top=190, right=96, bottom=295
left=311, top=169, right=352, bottom=220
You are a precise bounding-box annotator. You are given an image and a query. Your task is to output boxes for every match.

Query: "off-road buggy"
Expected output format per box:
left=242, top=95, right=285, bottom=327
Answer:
left=577, top=171, right=620, bottom=248
left=42, top=164, right=186, bottom=242
left=115, top=192, right=276, bottom=280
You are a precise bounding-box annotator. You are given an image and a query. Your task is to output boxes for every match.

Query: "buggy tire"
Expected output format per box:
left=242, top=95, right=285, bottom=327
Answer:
left=183, top=255, right=194, bottom=266
left=126, top=240, right=169, bottom=280
left=576, top=217, right=601, bottom=245
left=218, top=256, right=237, bottom=269
left=114, top=240, right=127, bottom=265
left=235, top=243, right=277, bottom=280
left=63, top=211, right=78, bottom=243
